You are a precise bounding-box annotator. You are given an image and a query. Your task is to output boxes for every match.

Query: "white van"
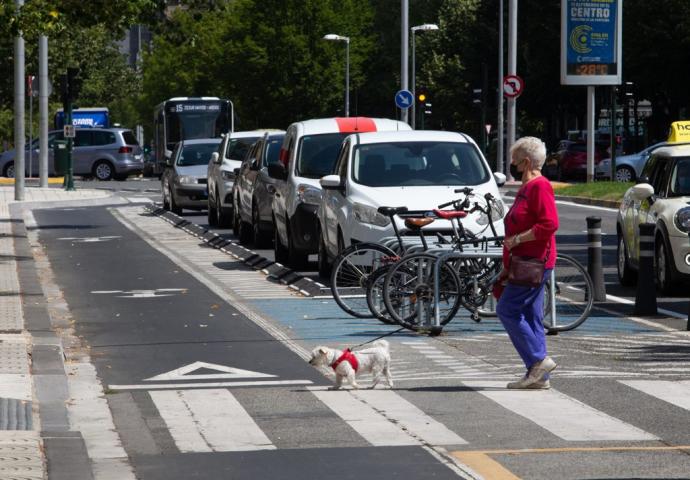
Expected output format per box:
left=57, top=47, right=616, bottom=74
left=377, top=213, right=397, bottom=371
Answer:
left=317, top=130, right=506, bottom=275
left=267, top=117, right=411, bottom=268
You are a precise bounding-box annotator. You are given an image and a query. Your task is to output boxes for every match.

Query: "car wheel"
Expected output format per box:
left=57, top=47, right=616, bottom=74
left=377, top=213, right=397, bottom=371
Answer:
left=3, top=162, right=15, bottom=178
left=617, top=234, right=636, bottom=286
left=317, top=226, right=331, bottom=278
left=655, top=234, right=679, bottom=295
left=208, top=192, right=218, bottom=226
left=169, top=185, right=182, bottom=215
left=273, top=218, right=289, bottom=264
left=238, top=216, right=252, bottom=245
left=287, top=226, right=308, bottom=270
left=615, top=166, right=635, bottom=183
left=93, top=160, right=114, bottom=181
left=252, top=203, right=270, bottom=248
left=217, top=193, right=232, bottom=228
left=162, top=179, right=170, bottom=210
left=232, top=196, right=242, bottom=234
left=337, top=230, right=346, bottom=255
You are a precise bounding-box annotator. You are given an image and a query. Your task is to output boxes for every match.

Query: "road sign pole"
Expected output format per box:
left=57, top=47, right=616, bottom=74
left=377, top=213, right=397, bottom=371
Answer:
left=65, top=100, right=75, bottom=191
left=401, top=0, right=409, bottom=124
left=497, top=0, right=504, bottom=175
left=39, top=35, right=49, bottom=188
left=14, top=0, right=25, bottom=200
left=506, top=0, right=517, bottom=181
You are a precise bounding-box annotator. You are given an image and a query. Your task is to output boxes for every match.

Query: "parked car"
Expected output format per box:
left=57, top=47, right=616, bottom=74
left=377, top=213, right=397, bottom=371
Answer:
left=267, top=117, right=411, bottom=268
left=617, top=143, right=690, bottom=293
left=0, top=128, right=143, bottom=180
left=207, top=131, right=266, bottom=227
left=556, top=141, right=606, bottom=180
left=595, top=142, right=667, bottom=182
left=317, top=130, right=506, bottom=276
left=233, top=131, right=286, bottom=246
left=161, top=138, right=220, bottom=214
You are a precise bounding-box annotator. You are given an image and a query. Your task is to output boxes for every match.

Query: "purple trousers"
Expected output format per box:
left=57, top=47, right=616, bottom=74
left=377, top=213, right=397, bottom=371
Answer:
left=496, top=269, right=552, bottom=372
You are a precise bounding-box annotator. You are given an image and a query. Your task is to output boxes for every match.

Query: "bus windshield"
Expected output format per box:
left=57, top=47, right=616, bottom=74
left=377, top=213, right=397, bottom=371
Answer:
left=167, top=106, right=228, bottom=146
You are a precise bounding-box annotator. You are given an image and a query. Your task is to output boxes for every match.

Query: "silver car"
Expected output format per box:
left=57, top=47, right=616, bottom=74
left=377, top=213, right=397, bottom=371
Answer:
left=0, top=128, right=143, bottom=180
left=595, top=142, right=666, bottom=182
left=161, top=138, right=220, bottom=214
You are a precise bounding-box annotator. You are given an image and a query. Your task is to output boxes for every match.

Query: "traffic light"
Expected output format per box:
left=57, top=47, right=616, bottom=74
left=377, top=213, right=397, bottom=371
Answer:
left=417, top=91, right=427, bottom=104
left=67, top=67, right=82, bottom=102
left=472, top=88, right=482, bottom=106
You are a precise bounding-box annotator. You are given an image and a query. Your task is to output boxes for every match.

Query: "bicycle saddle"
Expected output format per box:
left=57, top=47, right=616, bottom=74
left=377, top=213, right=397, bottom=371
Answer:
left=377, top=206, right=408, bottom=216
left=433, top=209, right=468, bottom=219
left=404, top=217, right=435, bottom=230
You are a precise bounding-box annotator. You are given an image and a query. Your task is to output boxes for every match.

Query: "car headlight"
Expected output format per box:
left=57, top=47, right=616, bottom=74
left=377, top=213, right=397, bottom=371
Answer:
left=476, top=198, right=506, bottom=226
left=177, top=175, right=198, bottom=184
left=674, top=207, right=690, bottom=232
left=221, top=170, right=235, bottom=181
left=353, top=203, right=390, bottom=227
left=297, top=184, right=322, bottom=205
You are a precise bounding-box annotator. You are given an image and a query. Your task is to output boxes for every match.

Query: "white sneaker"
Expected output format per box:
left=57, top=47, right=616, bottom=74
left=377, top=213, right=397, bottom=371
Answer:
left=528, top=356, right=557, bottom=382
left=507, top=376, right=551, bottom=390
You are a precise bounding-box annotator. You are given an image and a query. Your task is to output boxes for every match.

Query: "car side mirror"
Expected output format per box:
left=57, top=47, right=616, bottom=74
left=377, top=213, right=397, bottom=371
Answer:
left=630, top=183, right=654, bottom=201
left=250, top=161, right=261, bottom=171
left=211, top=152, right=220, bottom=164
left=267, top=163, right=287, bottom=181
left=320, top=174, right=344, bottom=191
left=233, top=167, right=240, bottom=175
left=637, top=175, right=650, bottom=185
left=493, top=172, right=506, bottom=187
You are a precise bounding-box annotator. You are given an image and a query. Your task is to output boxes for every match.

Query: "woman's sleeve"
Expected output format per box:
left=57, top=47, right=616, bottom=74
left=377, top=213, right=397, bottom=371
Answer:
left=530, top=181, right=559, bottom=241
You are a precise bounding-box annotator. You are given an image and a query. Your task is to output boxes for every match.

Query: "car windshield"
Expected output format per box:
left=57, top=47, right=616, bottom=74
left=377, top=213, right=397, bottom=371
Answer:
left=226, top=136, right=261, bottom=161
left=296, top=133, right=349, bottom=178
left=264, top=136, right=285, bottom=166
left=352, top=141, right=490, bottom=187
left=177, top=142, right=219, bottom=166
left=669, top=157, right=690, bottom=196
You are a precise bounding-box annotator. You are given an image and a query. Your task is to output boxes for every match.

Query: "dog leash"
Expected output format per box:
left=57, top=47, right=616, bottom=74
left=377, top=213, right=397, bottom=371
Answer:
left=349, top=327, right=406, bottom=351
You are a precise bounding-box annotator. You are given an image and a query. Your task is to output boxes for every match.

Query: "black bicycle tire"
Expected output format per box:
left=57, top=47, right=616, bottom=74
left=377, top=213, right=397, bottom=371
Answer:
left=382, top=253, right=462, bottom=331
left=330, top=242, right=398, bottom=318
left=542, top=253, right=593, bottom=332
left=365, top=265, right=398, bottom=325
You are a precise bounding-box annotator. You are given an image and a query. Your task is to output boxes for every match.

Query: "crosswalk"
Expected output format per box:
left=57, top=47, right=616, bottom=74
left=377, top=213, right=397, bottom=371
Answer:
left=141, top=378, right=687, bottom=454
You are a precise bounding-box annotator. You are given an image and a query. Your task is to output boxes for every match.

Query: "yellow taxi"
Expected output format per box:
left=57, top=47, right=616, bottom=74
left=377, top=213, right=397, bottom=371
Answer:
left=617, top=121, right=690, bottom=293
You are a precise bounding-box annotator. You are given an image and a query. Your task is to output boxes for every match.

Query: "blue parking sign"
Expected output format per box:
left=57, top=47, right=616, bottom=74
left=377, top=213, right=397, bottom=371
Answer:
left=395, top=90, right=414, bottom=109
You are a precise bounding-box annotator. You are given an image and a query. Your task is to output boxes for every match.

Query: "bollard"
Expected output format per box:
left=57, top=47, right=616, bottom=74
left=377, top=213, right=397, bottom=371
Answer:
left=586, top=217, right=606, bottom=301
left=634, top=223, right=657, bottom=316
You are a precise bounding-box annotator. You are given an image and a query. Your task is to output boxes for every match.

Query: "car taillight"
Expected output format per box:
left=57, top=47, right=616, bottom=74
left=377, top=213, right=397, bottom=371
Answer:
left=118, top=146, right=133, bottom=154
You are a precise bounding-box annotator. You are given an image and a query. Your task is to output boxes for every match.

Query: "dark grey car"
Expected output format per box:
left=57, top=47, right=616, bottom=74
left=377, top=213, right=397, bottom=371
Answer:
left=161, top=138, right=220, bottom=214
left=233, top=132, right=285, bottom=246
left=0, top=128, right=143, bottom=180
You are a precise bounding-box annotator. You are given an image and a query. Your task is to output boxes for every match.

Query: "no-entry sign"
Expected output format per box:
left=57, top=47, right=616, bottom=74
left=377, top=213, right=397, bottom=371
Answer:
left=503, top=75, right=524, bottom=98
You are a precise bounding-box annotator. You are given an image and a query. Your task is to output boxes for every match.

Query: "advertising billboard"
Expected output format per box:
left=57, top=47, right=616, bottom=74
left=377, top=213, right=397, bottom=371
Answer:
left=561, top=0, right=622, bottom=85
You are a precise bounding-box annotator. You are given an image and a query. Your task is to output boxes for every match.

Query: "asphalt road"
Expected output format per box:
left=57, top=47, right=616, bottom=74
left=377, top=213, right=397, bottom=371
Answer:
left=31, top=182, right=690, bottom=479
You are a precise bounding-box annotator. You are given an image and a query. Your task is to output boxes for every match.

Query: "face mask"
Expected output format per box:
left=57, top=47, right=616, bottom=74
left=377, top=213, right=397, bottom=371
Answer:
left=510, top=162, right=521, bottom=180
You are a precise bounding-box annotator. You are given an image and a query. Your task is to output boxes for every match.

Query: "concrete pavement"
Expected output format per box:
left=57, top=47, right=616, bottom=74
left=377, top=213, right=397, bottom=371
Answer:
left=0, top=186, right=118, bottom=479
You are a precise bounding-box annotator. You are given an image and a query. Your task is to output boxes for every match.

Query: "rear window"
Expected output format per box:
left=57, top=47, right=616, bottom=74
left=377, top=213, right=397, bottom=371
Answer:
left=296, top=133, right=349, bottom=178
left=122, top=131, right=139, bottom=145
left=226, top=136, right=261, bottom=161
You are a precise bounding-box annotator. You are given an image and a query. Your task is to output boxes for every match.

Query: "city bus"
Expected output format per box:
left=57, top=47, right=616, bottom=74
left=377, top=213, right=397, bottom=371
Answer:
left=153, top=97, right=233, bottom=166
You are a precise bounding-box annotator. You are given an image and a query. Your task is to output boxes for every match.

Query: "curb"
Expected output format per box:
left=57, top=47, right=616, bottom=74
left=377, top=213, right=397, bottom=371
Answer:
left=144, top=204, right=328, bottom=297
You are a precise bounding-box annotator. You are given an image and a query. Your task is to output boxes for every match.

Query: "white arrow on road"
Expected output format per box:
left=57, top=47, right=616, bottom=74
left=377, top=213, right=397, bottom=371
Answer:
left=144, top=361, right=277, bottom=381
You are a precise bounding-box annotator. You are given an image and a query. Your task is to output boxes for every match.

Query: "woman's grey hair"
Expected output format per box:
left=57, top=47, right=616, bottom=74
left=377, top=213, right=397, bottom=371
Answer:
left=511, top=136, right=547, bottom=170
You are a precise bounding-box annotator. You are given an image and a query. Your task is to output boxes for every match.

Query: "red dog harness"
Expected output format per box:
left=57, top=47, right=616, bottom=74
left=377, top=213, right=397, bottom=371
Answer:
left=331, top=349, right=359, bottom=372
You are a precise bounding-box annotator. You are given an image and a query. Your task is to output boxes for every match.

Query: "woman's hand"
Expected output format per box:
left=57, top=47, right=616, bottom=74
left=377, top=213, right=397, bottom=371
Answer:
left=504, top=234, right=520, bottom=251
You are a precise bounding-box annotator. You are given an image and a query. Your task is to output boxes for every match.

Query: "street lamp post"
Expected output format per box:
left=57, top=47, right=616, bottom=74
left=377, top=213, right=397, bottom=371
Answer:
left=323, top=34, right=350, bottom=117
left=411, top=23, right=439, bottom=130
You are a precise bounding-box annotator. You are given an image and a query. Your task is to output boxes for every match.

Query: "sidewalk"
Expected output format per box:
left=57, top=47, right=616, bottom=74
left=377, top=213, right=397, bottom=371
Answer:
left=0, top=186, right=111, bottom=479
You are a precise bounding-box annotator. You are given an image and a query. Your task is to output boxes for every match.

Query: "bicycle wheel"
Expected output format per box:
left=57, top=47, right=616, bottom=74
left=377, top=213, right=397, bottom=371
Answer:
left=331, top=242, right=398, bottom=318
left=383, top=253, right=462, bottom=331
left=365, top=265, right=398, bottom=325
left=542, top=253, right=593, bottom=332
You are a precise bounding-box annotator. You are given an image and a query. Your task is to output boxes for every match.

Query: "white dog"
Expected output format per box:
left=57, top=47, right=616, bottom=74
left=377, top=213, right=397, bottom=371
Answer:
left=308, top=339, right=394, bottom=390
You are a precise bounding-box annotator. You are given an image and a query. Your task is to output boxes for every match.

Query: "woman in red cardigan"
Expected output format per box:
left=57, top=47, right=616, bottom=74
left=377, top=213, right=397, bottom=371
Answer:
left=496, top=136, right=559, bottom=389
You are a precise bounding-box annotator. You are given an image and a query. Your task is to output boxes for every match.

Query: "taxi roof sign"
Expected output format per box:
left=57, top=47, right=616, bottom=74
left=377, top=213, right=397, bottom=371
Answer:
left=667, top=121, right=690, bottom=143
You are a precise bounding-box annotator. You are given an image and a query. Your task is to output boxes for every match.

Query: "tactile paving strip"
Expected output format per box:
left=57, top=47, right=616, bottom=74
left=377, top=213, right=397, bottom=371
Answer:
left=0, top=230, right=23, bottom=333
left=0, top=337, right=29, bottom=375
left=0, top=432, right=44, bottom=479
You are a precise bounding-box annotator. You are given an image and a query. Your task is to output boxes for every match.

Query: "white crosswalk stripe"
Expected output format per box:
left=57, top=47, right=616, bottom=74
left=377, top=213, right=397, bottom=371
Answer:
left=619, top=380, right=690, bottom=411
left=150, top=389, right=275, bottom=452
left=462, top=380, right=657, bottom=442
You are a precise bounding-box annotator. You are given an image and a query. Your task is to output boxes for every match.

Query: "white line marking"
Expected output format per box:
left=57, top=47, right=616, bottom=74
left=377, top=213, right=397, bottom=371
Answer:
left=308, top=387, right=419, bottom=446
left=351, top=389, right=468, bottom=446
left=108, top=380, right=313, bottom=390
left=604, top=293, right=688, bottom=321
left=555, top=200, right=617, bottom=212
left=463, top=381, right=657, bottom=441
left=151, top=389, right=275, bottom=452
left=620, top=380, right=690, bottom=411
left=145, top=361, right=276, bottom=381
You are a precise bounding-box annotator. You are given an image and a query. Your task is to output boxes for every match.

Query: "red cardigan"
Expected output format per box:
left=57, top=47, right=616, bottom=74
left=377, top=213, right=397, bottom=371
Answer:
left=503, top=176, right=558, bottom=269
